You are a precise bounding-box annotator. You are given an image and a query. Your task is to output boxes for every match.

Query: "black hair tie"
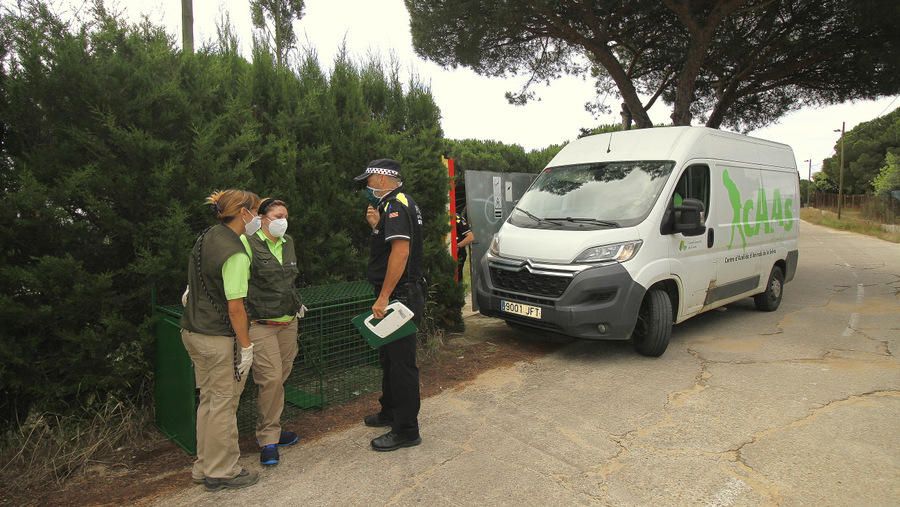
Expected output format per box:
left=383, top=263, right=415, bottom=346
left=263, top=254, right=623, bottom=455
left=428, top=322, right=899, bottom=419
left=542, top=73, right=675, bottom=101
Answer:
left=258, top=198, right=274, bottom=215
left=259, top=198, right=284, bottom=215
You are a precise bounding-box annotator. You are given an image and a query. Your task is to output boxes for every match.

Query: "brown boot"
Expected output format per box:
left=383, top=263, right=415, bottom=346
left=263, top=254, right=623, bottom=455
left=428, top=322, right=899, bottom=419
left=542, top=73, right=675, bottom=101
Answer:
left=203, top=468, right=259, bottom=492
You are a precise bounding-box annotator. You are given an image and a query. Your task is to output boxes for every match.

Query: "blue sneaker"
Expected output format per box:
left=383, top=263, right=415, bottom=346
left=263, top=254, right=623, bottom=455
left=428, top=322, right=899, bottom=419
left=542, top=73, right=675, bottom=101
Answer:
left=260, top=444, right=279, bottom=466
left=278, top=430, right=299, bottom=447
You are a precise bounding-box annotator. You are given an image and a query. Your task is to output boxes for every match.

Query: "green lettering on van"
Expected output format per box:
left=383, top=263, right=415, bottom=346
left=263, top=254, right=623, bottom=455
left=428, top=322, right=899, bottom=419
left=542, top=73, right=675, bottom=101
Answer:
left=723, top=169, right=794, bottom=250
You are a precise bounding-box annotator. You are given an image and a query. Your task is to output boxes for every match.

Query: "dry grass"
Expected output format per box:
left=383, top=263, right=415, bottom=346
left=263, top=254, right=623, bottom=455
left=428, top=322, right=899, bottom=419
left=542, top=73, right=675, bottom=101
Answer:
left=0, top=396, right=158, bottom=499
left=801, top=207, right=900, bottom=243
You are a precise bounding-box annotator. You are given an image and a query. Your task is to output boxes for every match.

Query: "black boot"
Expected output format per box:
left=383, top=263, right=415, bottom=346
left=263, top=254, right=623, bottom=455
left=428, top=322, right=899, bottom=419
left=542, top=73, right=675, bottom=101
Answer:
left=363, top=412, right=393, bottom=428
left=371, top=430, right=421, bottom=452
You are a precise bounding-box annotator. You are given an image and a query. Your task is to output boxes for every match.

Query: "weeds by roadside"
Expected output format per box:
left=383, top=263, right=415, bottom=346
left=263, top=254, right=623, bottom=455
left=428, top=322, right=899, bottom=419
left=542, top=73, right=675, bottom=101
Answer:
left=801, top=208, right=900, bottom=243
left=0, top=394, right=159, bottom=500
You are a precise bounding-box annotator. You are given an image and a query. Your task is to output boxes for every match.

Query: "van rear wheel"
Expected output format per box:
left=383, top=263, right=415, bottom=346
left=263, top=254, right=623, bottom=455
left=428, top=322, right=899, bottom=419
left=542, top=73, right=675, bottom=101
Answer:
left=754, top=265, right=784, bottom=312
left=632, top=289, right=672, bottom=357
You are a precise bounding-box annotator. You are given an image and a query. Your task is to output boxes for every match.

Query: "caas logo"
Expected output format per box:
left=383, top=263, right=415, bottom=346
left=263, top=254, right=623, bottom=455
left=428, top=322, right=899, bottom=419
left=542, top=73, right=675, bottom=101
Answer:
left=722, top=169, right=794, bottom=250
left=679, top=240, right=687, bottom=251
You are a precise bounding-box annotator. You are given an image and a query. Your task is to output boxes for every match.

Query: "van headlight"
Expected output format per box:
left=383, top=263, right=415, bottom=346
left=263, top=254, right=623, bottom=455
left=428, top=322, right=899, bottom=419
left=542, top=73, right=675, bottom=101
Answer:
left=489, top=234, right=500, bottom=256
left=574, top=240, right=642, bottom=264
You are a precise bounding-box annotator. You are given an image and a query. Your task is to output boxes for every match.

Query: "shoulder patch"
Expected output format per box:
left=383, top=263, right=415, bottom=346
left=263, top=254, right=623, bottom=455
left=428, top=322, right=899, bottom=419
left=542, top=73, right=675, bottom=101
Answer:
left=395, top=193, right=409, bottom=207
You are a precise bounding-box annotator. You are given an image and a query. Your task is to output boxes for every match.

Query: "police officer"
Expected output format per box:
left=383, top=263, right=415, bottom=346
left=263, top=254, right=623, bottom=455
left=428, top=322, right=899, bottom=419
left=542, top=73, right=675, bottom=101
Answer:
left=354, top=158, right=425, bottom=451
left=454, top=211, right=475, bottom=282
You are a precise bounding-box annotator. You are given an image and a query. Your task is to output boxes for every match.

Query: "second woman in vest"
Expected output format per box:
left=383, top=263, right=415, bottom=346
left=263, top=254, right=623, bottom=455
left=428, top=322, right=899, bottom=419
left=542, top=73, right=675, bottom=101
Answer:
left=242, top=198, right=302, bottom=466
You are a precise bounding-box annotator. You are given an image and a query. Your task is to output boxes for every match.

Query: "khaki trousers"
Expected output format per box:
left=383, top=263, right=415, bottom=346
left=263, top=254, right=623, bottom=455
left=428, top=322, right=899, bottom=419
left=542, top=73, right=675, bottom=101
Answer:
left=181, top=330, right=248, bottom=480
left=249, top=319, right=299, bottom=446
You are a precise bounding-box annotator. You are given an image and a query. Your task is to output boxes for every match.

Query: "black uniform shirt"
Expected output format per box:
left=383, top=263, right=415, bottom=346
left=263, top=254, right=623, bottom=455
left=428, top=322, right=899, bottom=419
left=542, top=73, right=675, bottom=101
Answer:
left=368, top=187, right=424, bottom=289
left=455, top=213, right=472, bottom=253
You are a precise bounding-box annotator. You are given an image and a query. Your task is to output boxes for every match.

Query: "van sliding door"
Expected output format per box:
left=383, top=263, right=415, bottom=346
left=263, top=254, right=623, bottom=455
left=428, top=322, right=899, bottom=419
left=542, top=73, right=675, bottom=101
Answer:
left=709, top=162, right=764, bottom=304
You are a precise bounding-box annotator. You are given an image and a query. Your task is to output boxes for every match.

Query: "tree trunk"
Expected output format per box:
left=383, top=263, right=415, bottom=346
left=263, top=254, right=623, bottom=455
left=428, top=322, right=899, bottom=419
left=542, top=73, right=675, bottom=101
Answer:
left=663, top=0, right=747, bottom=126
left=620, top=102, right=633, bottom=130
left=704, top=80, right=741, bottom=128
left=181, top=0, right=193, bottom=54
left=599, top=56, right=652, bottom=128
left=670, top=38, right=709, bottom=125
left=551, top=35, right=650, bottom=127
left=274, top=7, right=284, bottom=67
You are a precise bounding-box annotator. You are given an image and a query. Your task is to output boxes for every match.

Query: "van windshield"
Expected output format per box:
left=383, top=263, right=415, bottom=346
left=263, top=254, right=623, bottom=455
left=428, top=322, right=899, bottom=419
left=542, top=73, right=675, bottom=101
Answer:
left=510, top=161, right=675, bottom=229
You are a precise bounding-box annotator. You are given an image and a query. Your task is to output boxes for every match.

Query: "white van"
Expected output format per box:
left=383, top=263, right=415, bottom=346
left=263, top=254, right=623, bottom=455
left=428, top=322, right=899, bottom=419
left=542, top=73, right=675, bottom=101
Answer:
left=475, top=127, right=800, bottom=356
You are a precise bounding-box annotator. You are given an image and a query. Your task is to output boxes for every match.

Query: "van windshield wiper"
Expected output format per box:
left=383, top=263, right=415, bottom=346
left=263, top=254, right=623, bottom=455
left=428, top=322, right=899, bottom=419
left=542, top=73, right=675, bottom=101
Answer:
left=513, top=206, right=547, bottom=224
left=543, top=217, right=620, bottom=228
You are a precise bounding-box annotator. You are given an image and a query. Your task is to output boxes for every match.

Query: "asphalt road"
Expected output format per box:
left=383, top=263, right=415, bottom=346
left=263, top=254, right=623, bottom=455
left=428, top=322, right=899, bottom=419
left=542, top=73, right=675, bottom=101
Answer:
left=158, top=220, right=899, bottom=506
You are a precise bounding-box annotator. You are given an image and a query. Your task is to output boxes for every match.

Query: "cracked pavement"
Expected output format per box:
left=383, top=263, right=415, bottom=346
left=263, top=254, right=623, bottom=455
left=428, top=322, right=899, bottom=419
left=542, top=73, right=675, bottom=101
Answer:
left=157, top=221, right=899, bottom=506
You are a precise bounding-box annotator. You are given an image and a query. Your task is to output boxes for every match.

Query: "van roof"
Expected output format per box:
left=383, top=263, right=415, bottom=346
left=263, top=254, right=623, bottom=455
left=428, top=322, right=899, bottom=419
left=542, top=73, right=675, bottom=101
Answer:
left=547, top=126, right=797, bottom=171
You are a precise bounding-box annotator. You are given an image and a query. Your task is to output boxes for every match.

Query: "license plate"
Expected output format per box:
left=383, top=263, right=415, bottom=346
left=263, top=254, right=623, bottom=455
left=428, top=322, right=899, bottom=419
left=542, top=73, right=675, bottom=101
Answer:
left=500, top=300, right=542, bottom=319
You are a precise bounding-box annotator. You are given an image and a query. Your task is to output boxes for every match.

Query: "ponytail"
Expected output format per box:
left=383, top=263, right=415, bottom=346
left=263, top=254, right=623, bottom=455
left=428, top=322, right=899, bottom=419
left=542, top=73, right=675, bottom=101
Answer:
left=206, top=189, right=261, bottom=222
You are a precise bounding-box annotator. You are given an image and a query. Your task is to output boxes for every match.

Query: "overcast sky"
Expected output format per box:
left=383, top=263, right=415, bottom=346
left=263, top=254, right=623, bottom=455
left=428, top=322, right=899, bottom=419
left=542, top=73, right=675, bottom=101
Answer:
left=47, top=0, right=900, bottom=179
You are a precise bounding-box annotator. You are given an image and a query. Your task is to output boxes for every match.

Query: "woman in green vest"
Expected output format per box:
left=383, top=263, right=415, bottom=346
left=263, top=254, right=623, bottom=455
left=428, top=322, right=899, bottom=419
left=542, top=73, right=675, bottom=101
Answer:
left=242, top=197, right=302, bottom=466
left=181, top=189, right=261, bottom=492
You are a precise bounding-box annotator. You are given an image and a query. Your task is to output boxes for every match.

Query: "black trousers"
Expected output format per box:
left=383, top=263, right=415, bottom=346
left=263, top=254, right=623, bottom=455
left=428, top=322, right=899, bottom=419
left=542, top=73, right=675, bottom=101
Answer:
left=456, top=250, right=467, bottom=281
left=375, top=282, right=425, bottom=437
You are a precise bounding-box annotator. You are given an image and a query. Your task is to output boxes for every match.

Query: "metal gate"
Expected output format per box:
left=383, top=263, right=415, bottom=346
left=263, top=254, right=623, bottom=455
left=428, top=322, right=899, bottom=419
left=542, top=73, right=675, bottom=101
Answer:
left=463, top=170, right=537, bottom=311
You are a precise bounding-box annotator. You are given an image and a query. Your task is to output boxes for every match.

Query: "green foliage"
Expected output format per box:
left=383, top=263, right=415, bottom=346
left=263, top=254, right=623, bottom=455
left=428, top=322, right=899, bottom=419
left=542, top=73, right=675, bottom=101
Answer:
left=799, top=179, right=813, bottom=205
left=872, top=152, right=900, bottom=196
left=250, top=0, right=305, bottom=66
left=444, top=138, right=562, bottom=181
left=813, top=171, right=836, bottom=192
left=0, top=3, right=460, bottom=427
left=822, top=107, right=900, bottom=194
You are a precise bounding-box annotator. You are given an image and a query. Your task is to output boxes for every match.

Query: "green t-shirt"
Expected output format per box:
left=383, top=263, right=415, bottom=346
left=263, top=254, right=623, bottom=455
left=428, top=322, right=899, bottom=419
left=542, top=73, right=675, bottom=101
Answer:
left=256, top=229, right=285, bottom=263
left=242, top=232, right=294, bottom=322
left=221, top=251, right=251, bottom=300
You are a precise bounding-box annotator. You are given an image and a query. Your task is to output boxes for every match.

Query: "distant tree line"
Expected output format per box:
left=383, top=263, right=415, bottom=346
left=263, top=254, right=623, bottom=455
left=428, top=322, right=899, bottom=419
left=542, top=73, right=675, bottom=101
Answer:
left=818, top=107, right=900, bottom=196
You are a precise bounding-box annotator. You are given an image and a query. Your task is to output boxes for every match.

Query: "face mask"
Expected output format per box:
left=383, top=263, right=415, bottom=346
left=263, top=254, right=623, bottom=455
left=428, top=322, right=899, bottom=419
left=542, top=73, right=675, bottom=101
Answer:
left=243, top=215, right=262, bottom=236
left=267, top=218, right=288, bottom=238
left=365, top=186, right=384, bottom=207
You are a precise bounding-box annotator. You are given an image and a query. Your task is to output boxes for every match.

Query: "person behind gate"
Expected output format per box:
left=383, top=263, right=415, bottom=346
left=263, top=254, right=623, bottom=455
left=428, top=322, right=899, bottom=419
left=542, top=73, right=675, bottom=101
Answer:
left=355, top=158, right=426, bottom=452
left=454, top=211, right=475, bottom=282
left=242, top=197, right=303, bottom=467
left=180, top=189, right=261, bottom=491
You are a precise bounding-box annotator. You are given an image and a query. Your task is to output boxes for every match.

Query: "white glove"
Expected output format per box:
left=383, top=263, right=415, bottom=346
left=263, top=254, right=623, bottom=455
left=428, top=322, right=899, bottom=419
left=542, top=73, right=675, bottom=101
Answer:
left=297, top=304, right=308, bottom=319
left=238, top=343, right=254, bottom=377
left=181, top=285, right=190, bottom=307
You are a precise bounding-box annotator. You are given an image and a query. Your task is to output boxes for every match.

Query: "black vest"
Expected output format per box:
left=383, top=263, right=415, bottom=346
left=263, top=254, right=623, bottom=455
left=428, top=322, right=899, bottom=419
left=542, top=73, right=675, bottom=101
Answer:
left=245, top=233, right=300, bottom=320
left=181, top=224, right=246, bottom=336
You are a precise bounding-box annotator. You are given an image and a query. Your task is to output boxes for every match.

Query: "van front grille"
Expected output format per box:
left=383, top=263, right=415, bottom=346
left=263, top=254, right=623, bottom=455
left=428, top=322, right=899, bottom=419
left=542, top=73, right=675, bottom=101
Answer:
left=489, top=267, right=572, bottom=298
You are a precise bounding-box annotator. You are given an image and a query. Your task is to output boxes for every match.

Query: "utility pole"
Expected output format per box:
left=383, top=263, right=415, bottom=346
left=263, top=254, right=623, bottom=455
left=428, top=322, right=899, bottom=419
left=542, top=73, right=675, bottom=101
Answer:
left=182, top=0, right=194, bottom=54
left=834, top=122, right=845, bottom=219
left=803, top=159, right=812, bottom=207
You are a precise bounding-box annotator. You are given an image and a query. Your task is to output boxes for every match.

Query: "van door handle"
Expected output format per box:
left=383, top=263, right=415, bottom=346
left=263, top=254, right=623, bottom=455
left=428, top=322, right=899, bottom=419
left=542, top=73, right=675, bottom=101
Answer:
left=707, top=228, right=715, bottom=248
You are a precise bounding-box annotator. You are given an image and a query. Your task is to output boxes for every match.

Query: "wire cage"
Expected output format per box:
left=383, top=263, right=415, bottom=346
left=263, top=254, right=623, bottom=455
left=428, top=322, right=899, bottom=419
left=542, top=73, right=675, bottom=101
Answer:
left=154, top=281, right=378, bottom=453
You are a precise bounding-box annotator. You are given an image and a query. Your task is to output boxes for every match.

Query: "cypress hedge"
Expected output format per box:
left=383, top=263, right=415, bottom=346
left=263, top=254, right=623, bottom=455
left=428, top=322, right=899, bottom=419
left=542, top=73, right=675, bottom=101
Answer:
left=0, top=3, right=462, bottom=428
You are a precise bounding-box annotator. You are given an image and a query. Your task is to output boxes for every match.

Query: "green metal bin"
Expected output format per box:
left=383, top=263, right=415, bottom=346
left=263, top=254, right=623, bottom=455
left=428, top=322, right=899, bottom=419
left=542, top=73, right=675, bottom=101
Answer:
left=153, top=305, right=197, bottom=454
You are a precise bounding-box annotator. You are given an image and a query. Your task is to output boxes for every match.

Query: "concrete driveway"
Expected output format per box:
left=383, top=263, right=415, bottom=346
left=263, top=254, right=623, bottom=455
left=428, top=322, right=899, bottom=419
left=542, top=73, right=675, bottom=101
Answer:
left=157, top=221, right=899, bottom=506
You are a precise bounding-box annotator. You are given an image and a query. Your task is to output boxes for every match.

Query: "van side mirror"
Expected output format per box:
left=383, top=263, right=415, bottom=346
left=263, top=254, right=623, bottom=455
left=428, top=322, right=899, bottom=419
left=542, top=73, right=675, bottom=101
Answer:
left=674, top=198, right=706, bottom=237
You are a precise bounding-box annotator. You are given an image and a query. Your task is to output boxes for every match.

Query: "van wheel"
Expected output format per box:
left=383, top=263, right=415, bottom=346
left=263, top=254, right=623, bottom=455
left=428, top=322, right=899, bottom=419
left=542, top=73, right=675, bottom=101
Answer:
left=632, top=289, right=672, bottom=357
left=754, top=265, right=784, bottom=312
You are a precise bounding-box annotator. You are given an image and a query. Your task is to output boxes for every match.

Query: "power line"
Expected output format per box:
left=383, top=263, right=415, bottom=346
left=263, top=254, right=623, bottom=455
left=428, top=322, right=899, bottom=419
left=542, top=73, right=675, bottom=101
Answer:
left=875, top=95, right=899, bottom=118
